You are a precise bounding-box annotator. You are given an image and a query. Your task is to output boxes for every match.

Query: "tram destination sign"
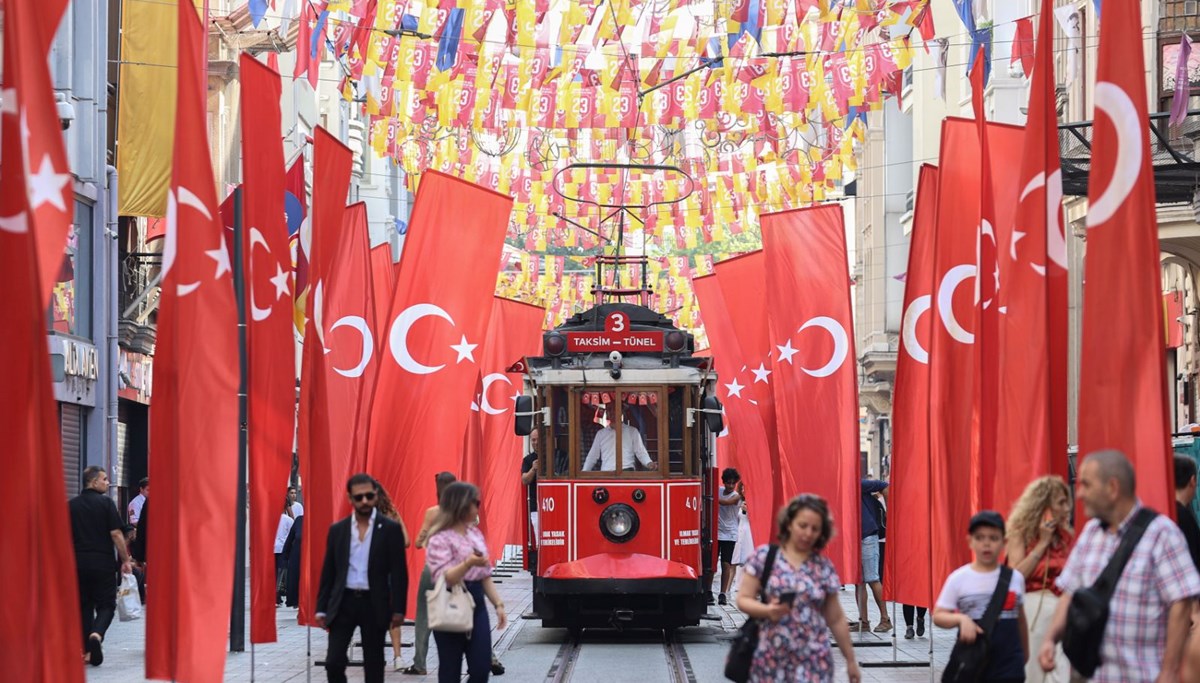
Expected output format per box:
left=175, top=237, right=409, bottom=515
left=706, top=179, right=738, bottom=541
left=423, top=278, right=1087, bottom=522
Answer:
left=565, top=311, right=664, bottom=352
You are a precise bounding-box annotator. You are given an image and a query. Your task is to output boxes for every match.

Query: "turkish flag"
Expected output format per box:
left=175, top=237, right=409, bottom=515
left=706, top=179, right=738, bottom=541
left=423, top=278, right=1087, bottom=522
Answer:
left=713, top=252, right=790, bottom=519
left=0, top=0, right=82, bottom=679
left=887, top=164, right=939, bottom=608
left=240, top=53, right=296, bottom=645
left=370, top=243, right=397, bottom=343
left=928, top=118, right=1025, bottom=589
left=0, top=0, right=73, bottom=306
left=995, top=0, right=1070, bottom=513
left=367, top=172, right=512, bottom=611
left=296, top=128, right=353, bottom=626
left=472, top=298, right=546, bottom=561
left=1079, top=0, right=1174, bottom=514
left=145, top=3, right=239, bottom=682
left=761, top=205, right=860, bottom=582
left=692, top=273, right=776, bottom=543
left=1011, top=17, right=1035, bottom=77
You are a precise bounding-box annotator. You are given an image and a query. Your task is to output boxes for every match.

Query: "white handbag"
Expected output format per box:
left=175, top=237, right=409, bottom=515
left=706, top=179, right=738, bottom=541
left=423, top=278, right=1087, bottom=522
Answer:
left=426, top=572, right=475, bottom=633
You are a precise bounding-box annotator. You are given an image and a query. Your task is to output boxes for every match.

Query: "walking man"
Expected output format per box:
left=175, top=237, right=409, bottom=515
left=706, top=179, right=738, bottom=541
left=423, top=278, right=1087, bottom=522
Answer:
left=1039, top=450, right=1200, bottom=682
left=316, top=473, right=408, bottom=683
left=69, top=466, right=133, bottom=666
left=716, top=468, right=744, bottom=605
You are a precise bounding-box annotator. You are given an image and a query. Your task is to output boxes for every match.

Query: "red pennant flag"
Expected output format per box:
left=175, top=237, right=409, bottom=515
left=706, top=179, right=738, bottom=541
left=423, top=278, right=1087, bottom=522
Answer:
left=995, top=0, right=1069, bottom=512
left=1011, top=17, right=1035, bottom=77
left=475, top=298, right=545, bottom=561
left=1080, top=0, right=1174, bottom=513
left=297, top=128, right=353, bottom=626
left=713, top=252, right=790, bottom=520
left=0, top=0, right=82, bottom=678
left=145, top=3, right=240, bottom=681
left=367, top=172, right=513, bottom=610
left=761, top=205, right=860, bottom=581
left=692, top=273, right=776, bottom=543
left=889, top=165, right=940, bottom=607
left=240, top=53, right=296, bottom=645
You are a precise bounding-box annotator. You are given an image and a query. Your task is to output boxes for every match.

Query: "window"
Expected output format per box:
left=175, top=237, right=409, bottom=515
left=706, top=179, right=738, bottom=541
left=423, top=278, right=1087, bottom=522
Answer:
left=49, top=199, right=93, bottom=337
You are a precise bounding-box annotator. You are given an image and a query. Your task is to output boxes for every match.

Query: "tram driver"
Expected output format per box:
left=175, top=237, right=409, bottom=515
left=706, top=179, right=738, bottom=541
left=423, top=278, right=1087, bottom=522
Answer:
left=582, top=414, right=657, bottom=472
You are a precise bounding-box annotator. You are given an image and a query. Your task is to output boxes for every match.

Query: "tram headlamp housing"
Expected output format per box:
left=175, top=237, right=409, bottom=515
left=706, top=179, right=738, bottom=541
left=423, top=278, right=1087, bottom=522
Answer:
left=600, top=503, right=640, bottom=543
left=544, top=332, right=567, bottom=357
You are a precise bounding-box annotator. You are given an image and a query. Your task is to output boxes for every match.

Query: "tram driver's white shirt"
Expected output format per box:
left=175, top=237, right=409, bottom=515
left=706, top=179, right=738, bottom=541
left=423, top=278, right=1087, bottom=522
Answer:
left=583, top=423, right=653, bottom=471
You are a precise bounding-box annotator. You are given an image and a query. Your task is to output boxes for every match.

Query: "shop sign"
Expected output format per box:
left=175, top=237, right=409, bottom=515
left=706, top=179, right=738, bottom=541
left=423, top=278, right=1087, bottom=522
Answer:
left=49, top=336, right=98, bottom=406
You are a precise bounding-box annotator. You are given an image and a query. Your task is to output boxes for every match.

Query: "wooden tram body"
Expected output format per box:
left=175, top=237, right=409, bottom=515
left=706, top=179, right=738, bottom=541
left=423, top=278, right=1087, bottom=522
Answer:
left=514, top=302, right=724, bottom=631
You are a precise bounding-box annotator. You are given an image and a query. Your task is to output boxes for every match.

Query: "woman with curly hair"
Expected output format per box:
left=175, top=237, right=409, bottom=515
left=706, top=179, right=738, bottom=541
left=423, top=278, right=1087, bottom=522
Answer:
left=1005, top=475, right=1073, bottom=682
left=735, top=494, right=861, bottom=683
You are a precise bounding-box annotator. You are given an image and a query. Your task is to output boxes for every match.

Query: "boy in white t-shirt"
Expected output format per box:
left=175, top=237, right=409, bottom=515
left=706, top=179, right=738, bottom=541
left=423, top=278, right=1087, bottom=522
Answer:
left=934, top=510, right=1029, bottom=682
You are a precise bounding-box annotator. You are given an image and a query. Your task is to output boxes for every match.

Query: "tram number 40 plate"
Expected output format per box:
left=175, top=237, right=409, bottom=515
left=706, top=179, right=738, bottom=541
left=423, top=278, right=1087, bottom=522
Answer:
left=566, top=311, right=663, bottom=352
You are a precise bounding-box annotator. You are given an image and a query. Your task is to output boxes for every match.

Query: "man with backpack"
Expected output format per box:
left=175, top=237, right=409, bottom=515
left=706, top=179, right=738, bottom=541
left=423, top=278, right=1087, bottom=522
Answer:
left=1039, top=450, right=1200, bottom=682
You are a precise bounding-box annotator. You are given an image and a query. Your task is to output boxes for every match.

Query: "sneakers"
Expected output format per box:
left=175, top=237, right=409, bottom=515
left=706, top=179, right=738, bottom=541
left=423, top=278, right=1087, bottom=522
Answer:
left=393, top=657, right=404, bottom=672
left=706, top=592, right=715, bottom=605
left=491, top=659, right=505, bottom=676
left=873, top=619, right=893, bottom=633
left=916, top=618, right=926, bottom=637
left=401, top=665, right=427, bottom=676
left=904, top=626, right=915, bottom=640
left=718, top=593, right=727, bottom=606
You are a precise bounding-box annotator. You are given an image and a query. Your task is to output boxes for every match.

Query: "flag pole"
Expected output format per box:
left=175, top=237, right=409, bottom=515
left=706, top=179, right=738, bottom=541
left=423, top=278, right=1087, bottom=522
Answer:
left=230, top=186, right=249, bottom=652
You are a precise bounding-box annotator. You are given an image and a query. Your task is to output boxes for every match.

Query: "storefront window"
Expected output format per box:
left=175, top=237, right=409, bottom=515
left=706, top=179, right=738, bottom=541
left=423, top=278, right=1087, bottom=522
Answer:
left=49, top=200, right=93, bottom=337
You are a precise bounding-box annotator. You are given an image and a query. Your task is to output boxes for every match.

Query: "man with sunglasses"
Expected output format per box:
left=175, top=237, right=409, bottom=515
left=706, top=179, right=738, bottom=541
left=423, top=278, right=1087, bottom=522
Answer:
left=316, top=473, right=409, bottom=683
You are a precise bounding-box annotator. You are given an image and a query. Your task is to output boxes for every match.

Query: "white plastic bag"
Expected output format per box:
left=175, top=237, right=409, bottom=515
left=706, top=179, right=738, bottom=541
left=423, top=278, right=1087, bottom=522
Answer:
left=116, top=572, right=142, bottom=622
left=731, top=507, right=754, bottom=566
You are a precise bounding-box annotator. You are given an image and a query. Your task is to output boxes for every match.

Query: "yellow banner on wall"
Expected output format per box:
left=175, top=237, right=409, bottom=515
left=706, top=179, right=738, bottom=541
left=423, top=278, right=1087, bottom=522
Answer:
left=117, top=0, right=178, bottom=218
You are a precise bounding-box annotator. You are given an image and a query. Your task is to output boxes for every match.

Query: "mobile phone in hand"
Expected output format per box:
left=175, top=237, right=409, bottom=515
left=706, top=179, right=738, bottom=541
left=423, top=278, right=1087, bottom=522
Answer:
left=778, top=592, right=797, bottom=606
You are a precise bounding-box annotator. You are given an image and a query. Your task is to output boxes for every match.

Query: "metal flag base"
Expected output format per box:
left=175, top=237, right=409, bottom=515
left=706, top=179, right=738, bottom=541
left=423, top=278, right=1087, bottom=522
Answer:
left=858, top=603, right=933, bottom=671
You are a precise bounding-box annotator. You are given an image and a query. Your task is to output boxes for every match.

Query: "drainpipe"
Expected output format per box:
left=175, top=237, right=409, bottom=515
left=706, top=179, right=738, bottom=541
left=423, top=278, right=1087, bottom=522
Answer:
left=105, top=165, right=119, bottom=477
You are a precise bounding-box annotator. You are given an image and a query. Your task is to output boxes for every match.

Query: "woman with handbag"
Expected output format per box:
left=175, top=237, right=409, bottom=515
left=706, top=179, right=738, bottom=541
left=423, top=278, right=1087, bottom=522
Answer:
left=425, top=481, right=507, bottom=683
left=734, top=494, right=861, bottom=683
left=374, top=481, right=412, bottom=672
left=403, top=471, right=458, bottom=676
left=1005, top=476, right=1073, bottom=682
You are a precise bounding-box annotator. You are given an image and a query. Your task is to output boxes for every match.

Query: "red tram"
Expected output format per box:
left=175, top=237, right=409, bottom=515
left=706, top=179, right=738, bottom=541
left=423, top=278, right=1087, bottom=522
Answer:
left=513, top=302, right=725, bottom=632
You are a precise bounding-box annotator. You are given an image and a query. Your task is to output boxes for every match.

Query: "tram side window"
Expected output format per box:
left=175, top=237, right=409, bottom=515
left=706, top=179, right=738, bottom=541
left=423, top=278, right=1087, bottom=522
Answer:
left=548, top=387, right=571, bottom=477
left=666, top=388, right=685, bottom=475
left=578, top=392, right=618, bottom=472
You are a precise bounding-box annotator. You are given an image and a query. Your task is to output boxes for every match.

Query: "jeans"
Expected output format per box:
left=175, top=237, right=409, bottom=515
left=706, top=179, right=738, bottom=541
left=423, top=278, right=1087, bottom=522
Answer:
left=432, top=581, right=491, bottom=683
left=412, top=566, right=433, bottom=669
left=78, top=563, right=117, bottom=645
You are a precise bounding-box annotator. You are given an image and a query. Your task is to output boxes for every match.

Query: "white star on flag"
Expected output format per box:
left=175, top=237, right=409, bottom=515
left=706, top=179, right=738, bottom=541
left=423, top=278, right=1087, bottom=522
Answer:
left=752, top=363, right=772, bottom=384
left=725, top=378, right=745, bottom=398
left=511, top=390, right=523, bottom=404
left=776, top=339, right=799, bottom=364
left=205, top=236, right=232, bottom=279
left=27, top=155, right=70, bottom=212
left=270, top=262, right=291, bottom=299
left=450, top=335, right=478, bottom=363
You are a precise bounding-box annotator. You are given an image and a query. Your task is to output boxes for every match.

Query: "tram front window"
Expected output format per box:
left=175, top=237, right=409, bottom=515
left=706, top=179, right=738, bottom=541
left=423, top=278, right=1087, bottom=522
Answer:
left=578, top=391, right=658, bottom=473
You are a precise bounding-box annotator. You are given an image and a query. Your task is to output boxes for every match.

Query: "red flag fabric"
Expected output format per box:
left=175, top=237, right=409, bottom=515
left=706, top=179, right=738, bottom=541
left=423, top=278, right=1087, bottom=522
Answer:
left=1079, top=0, right=1174, bottom=514
left=294, top=1, right=324, bottom=88
left=366, top=172, right=512, bottom=611
left=692, top=273, right=776, bottom=543
left=0, top=0, right=82, bottom=679
left=887, top=164, right=939, bottom=608
left=145, top=3, right=239, bottom=681
left=996, top=0, right=1069, bottom=513
left=297, top=128, right=353, bottom=626
left=370, top=242, right=397, bottom=342
left=241, top=53, right=296, bottom=645
left=475, top=297, right=545, bottom=561
left=1011, top=17, right=1035, bottom=78
left=928, top=118, right=1026, bottom=589
left=1, top=0, right=74, bottom=305
left=713, top=251, right=791, bottom=520
left=761, top=205, right=860, bottom=582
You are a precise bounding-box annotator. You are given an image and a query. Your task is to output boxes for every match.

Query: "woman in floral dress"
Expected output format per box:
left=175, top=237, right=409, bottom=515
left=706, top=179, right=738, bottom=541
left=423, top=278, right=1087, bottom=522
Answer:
left=735, top=494, right=861, bottom=683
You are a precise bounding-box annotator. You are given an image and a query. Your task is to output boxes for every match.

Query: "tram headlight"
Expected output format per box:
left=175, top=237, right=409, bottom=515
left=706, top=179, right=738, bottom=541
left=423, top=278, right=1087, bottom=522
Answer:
left=600, top=503, right=640, bottom=543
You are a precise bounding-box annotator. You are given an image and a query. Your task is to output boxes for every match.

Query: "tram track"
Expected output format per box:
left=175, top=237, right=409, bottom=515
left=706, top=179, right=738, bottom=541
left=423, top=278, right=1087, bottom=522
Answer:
left=543, top=630, right=696, bottom=683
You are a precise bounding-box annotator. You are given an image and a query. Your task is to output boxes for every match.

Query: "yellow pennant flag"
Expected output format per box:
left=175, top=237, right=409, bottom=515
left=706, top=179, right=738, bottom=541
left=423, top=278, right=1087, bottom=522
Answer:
left=117, top=0, right=178, bottom=217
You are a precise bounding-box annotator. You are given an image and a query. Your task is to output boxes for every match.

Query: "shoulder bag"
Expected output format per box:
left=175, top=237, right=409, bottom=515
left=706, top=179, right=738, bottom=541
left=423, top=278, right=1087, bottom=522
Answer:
left=724, top=545, right=779, bottom=683
left=1063, top=507, right=1157, bottom=678
left=426, top=571, right=476, bottom=633
left=941, top=566, right=1013, bottom=683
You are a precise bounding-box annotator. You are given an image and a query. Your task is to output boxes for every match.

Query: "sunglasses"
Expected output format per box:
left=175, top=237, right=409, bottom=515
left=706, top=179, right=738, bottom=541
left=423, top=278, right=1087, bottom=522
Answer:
left=352, top=492, right=377, bottom=502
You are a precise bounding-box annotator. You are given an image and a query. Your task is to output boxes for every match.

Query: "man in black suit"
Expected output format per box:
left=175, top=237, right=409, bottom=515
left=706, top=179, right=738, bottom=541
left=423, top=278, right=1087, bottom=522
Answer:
left=315, top=473, right=408, bottom=683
